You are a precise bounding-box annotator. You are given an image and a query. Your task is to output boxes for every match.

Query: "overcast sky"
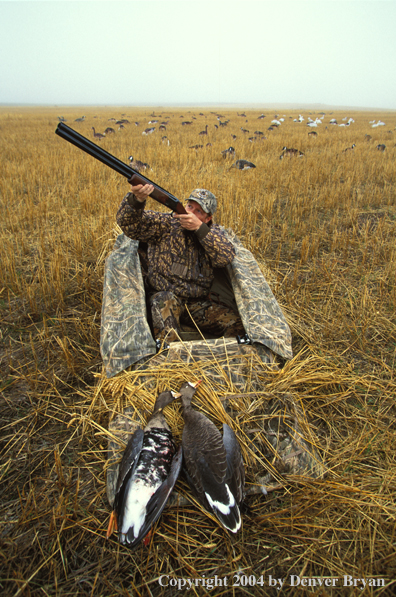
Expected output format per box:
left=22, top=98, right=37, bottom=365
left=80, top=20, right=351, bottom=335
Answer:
left=1, top=0, right=395, bottom=109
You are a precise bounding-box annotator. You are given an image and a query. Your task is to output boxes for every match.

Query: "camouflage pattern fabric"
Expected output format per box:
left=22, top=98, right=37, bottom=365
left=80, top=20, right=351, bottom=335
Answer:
left=116, top=193, right=235, bottom=299
left=100, top=229, right=292, bottom=378
left=150, top=290, right=245, bottom=342
left=223, top=229, right=293, bottom=360
left=100, top=234, right=157, bottom=373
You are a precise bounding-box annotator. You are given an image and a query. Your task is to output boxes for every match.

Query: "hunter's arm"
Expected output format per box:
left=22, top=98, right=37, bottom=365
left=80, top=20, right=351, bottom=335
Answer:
left=194, top=223, right=236, bottom=268
left=116, top=193, right=168, bottom=243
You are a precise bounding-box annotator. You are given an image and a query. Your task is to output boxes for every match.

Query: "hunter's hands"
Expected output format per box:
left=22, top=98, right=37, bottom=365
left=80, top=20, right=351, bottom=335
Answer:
left=173, top=212, right=202, bottom=231
left=131, top=183, right=154, bottom=202
left=130, top=184, right=204, bottom=231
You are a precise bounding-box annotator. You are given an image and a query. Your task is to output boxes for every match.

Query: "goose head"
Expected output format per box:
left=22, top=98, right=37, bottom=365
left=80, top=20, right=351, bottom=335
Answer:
left=177, top=381, right=201, bottom=407
left=153, top=389, right=180, bottom=414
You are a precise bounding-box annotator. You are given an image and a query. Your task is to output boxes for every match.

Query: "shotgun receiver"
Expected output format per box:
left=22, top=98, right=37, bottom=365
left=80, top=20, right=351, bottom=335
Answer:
left=55, top=123, right=187, bottom=214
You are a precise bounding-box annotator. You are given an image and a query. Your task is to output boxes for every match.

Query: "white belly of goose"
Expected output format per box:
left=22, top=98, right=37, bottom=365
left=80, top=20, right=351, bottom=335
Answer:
left=119, top=478, right=159, bottom=542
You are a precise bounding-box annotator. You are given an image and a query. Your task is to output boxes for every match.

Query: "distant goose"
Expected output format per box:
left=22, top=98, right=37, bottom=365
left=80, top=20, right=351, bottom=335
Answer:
left=117, top=119, right=130, bottom=125
left=230, top=159, right=256, bottom=170
left=75, top=116, right=85, bottom=122
left=162, top=136, right=170, bottom=145
left=280, top=147, right=304, bottom=159
left=178, top=381, right=244, bottom=534
left=364, top=134, right=372, bottom=141
left=342, top=143, right=356, bottom=152
left=254, top=131, right=265, bottom=135
left=181, top=121, right=193, bottom=126
left=240, top=127, right=249, bottom=133
left=308, top=131, right=318, bottom=137
left=376, top=144, right=386, bottom=151
left=189, top=144, right=204, bottom=150
left=92, top=127, right=105, bottom=140
left=104, top=127, right=115, bottom=135
left=159, top=125, right=167, bottom=131
left=231, top=134, right=237, bottom=140
left=199, top=125, right=208, bottom=135
left=107, top=390, right=182, bottom=548
left=142, top=127, right=155, bottom=135
left=58, top=116, right=66, bottom=122
left=257, top=114, right=266, bottom=119
left=128, top=156, right=151, bottom=172
left=221, top=146, right=235, bottom=158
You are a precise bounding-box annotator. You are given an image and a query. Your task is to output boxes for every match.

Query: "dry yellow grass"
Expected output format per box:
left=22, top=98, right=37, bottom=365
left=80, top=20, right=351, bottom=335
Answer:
left=1, top=106, right=396, bottom=595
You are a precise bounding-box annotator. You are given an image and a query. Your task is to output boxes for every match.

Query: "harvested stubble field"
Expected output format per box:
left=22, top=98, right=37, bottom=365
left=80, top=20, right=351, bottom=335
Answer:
left=1, top=105, right=396, bottom=596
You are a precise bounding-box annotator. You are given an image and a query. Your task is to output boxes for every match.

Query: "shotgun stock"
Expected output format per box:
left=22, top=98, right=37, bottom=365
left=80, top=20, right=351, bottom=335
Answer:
left=55, top=123, right=187, bottom=214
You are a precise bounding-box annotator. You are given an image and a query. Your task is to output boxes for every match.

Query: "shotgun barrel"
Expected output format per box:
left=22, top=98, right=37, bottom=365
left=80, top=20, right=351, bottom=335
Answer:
left=55, top=123, right=187, bottom=214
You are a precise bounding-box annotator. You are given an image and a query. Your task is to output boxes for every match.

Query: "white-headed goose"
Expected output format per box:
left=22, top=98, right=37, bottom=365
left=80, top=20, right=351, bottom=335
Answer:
left=107, top=390, right=182, bottom=548
left=178, top=381, right=245, bottom=534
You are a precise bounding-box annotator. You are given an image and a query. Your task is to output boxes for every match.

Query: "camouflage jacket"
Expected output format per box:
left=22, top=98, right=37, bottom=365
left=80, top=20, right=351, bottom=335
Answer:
left=116, top=193, right=236, bottom=299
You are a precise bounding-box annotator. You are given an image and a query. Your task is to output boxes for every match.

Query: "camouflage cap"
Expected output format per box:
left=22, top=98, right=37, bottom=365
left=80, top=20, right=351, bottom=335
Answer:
left=186, top=189, right=217, bottom=214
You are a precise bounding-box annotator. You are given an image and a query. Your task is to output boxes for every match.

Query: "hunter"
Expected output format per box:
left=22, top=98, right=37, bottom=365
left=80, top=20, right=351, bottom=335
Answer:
left=116, top=183, right=244, bottom=344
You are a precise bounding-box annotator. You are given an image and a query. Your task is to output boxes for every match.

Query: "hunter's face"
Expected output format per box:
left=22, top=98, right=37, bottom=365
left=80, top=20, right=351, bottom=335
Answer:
left=185, top=200, right=212, bottom=224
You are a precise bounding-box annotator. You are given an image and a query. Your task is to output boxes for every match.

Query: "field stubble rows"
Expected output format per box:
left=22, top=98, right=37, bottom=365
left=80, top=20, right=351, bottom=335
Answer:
left=0, top=106, right=395, bottom=595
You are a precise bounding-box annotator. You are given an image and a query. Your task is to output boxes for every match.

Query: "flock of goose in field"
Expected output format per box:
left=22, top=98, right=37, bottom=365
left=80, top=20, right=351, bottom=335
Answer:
left=57, top=111, right=393, bottom=171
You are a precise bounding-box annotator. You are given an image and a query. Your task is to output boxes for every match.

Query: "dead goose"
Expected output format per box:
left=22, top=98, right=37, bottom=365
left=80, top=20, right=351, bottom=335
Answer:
left=107, top=390, right=182, bottom=548
left=178, top=381, right=245, bottom=533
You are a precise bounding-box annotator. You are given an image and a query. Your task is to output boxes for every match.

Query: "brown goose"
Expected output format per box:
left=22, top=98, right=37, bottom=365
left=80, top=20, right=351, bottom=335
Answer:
left=280, top=147, right=304, bottom=159
left=92, top=127, right=105, bottom=140
left=342, top=143, right=356, bottom=153
left=178, top=381, right=245, bottom=533
left=128, top=155, right=151, bottom=172
left=221, top=146, right=235, bottom=158
left=230, top=159, right=256, bottom=170
left=107, top=390, right=182, bottom=548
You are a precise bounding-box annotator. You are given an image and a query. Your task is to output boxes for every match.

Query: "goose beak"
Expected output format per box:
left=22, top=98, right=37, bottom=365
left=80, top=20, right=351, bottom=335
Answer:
left=192, top=380, right=202, bottom=388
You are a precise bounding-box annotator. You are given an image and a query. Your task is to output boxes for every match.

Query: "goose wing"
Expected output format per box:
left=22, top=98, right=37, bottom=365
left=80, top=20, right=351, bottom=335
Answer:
left=113, top=428, right=144, bottom=505
left=182, top=413, right=227, bottom=495
left=222, top=424, right=245, bottom=505
left=124, top=445, right=183, bottom=549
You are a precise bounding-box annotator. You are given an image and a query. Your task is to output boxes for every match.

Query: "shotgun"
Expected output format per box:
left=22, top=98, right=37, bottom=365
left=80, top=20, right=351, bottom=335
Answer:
left=55, top=122, right=187, bottom=214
